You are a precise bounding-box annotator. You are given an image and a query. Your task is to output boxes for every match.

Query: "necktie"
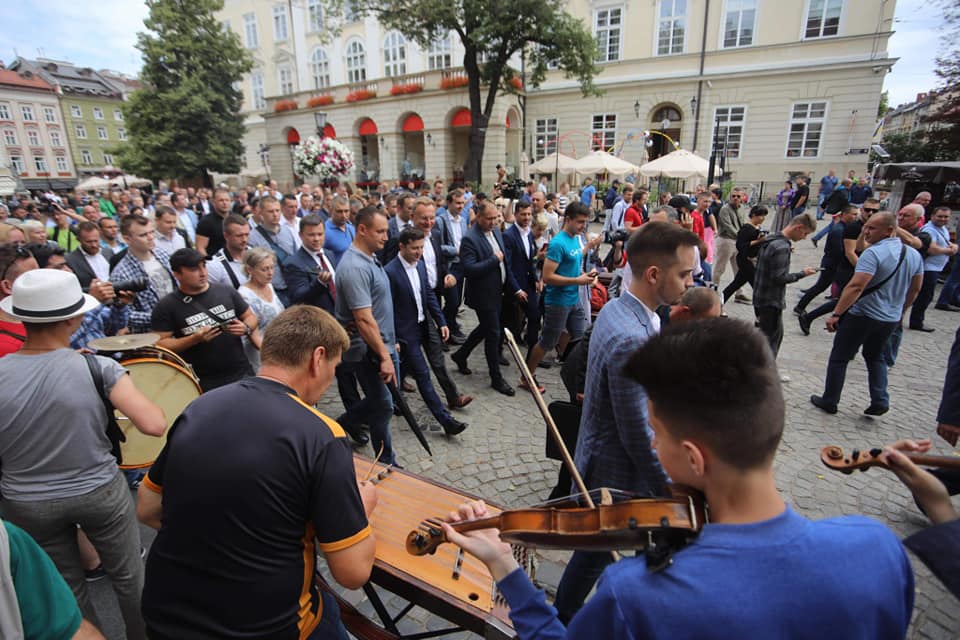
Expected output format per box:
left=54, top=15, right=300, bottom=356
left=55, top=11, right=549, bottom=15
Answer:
left=318, top=252, right=336, bottom=301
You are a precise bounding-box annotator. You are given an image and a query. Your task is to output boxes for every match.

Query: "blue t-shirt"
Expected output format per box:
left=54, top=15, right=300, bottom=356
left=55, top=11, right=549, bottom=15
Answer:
left=498, top=506, right=914, bottom=640
left=580, top=185, right=596, bottom=206
left=850, top=237, right=923, bottom=322
left=920, top=221, right=951, bottom=272
left=544, top=231, right=583, bottom=306
left=323, top=219, right=356, bottom=267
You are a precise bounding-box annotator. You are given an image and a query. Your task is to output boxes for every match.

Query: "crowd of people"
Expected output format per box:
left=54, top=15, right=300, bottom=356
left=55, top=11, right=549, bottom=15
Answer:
left=0, top=168, right=957, bottom=639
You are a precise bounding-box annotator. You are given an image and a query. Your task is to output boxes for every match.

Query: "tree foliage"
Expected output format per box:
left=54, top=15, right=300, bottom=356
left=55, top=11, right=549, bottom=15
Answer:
left=115, top=0, right=252, bottom=181
left=922, top=0, right=960, bottom=161
left=339, top=0, right=601, bottom=184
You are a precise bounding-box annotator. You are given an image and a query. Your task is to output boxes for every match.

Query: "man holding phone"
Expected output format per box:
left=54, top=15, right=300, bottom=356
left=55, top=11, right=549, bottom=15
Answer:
left=523, top=202, right=595, bottom=391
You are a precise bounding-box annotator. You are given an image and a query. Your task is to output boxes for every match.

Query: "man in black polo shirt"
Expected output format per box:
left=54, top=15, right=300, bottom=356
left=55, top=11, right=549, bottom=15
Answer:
left=151, top=248, right=259, bottom=391
left=138, top=305, right=376, bottom=639
left=194, top=187, right=232, bottom=256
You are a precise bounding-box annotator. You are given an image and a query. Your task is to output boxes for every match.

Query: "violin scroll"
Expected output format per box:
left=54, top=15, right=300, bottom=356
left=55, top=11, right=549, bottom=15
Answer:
left=406, top=518, right=447, bottom=556
left=820, top=446, right=887, bottom=475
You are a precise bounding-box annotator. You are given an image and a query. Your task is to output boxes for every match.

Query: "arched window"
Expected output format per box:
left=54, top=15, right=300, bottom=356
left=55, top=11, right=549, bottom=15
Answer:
left=427, top=34, right=452, bottom=70
left=310, top=48, right=330, bottom=89
left=652, top=106, right=682, bottom=124
left=344, top=39, right=366, bottom=83
left=383, top=32, right=406, bottom=77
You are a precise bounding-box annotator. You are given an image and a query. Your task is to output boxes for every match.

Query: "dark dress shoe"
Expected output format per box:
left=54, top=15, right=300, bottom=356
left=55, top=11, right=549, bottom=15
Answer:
left=448, top=333, right=467, bottom=345
left=492, top=380, right=515, bottom=396
left=346, top=430, right=369, bottom=446
left=538, top=359, right=552, bottom=369
left=909, top=325, right=935, bottom=333
left=935, top=303, right=960, bottom=312
left=448, top=395, right=473, bottom=410
left=442, top=418, right=468, bottom=436
left=810, top=395, right=838, bottom=414
left=451, top=352, right=472, bottom=375
left=798, top=313, right=811, bottom=336
left=863, top=404, right=889, bottom=416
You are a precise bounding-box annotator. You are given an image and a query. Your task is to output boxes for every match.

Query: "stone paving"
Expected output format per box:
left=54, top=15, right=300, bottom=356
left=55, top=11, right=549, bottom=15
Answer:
left=92, top=220, right=959, bottom=639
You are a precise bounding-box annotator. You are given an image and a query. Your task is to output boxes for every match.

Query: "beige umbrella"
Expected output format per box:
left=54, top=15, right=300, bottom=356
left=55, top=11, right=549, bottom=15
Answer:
left=76, top=176, right=111, bottom=191
left=639, top=149, right=710, bottom=179
left=528, top=152, right=579, bottom=175
left=110, top=175, right=152, bottom=188
left=572, top=150, right=640, bottom=176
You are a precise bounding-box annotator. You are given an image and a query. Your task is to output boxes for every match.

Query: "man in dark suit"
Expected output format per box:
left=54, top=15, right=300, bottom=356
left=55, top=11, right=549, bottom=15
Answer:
left=283, top=215, right=336, bottom=313
left=378, top=193, right=416, bottom=265
left=502, top=199, right=542, bottom=356
left=65, top=221, right=113, bottom=291
left=385, top=227, right=467, bottom=436
left=451, top=200, right=519, bottom=396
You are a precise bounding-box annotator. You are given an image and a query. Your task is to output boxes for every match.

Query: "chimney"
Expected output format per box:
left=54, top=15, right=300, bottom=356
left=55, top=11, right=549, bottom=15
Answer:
left=916, top=92, right=927, bottom=103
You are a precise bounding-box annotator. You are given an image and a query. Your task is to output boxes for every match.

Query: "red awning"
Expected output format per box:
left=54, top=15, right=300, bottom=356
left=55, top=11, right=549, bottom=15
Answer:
left=506, top=113, right=513, bottom=128
left=323, top=123, right=336, bottom=138
left=450, top=108, right=471, bottom=127
left=359, top=118, right=378, bottom=136
left=286, top=128, right=300, bottom=145
left=402, top=114, right=424, bottom=132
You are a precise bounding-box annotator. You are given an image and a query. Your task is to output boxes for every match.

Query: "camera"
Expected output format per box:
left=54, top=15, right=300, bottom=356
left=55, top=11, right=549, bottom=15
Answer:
left=113, top=277, right=149, bottom=293
left=500, top=179, right=526, bottom=201
left=609, top=229, right=630, bottom=245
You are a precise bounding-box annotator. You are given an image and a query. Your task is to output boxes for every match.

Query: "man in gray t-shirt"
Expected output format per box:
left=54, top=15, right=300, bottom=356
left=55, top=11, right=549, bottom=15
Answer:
left=333, top=206, right=400, bottom=466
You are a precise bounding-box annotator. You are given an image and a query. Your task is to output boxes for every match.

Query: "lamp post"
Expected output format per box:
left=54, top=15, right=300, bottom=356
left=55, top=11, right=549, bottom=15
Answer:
left=657, top=117, right=670, bottom=196
left=707, top=111, right=721, bottom=186
left=259, top=144, right=271, bottom=181
left=314, top=111, right=327, bottom=138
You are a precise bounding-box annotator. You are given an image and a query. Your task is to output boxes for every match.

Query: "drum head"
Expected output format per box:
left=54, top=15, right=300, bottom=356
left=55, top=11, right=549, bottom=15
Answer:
left=117, top=358, right=200, bottom=469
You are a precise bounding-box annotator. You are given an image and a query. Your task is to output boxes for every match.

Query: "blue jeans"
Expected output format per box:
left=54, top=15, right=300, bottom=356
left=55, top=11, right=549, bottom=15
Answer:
left=812, top=219, right=834, bottom=242
left=821, top=313, right=898, bottom=408
left=553, top=550, right=614, bottom=624
left=336, top=350, right=397, bottom=465
left=307, top=590, right=349, bottom=640
left=937, top=259, right=960, bottom=307
left=883, top=323, right=903, bottom=367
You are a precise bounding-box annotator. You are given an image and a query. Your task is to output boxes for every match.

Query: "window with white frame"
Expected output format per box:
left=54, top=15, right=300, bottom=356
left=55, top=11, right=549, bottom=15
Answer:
left=80, top=149, right=92, bottom=164
left=0, top=104, right=9, bottom=120
left=75, top=124, right=87, bottom=139
left=308, top=0, right=324, bottom=31
left=117, top=127, right=127, bottom=141
left=50, top=130, right=62, bottom=146
left=70, top=104, right=82, bottom=118
left=428, top=35, right=452, bottom=70
left=534, top=118, right=558, bottom=160
left=657, top=0, right=687, bottom=55
left=278, top=65, right=294, bottom=95
left=2, top=129, right=16, bottom=145
left=103, top=152, right=114, bottom=165
left=26, top=129, right=41, bottom=146
left=55, top=155, right=68, bottom=172
left=93, top=107, right=104, bottom=120
left=9, top=155, right=23, bottom=174
left=34, top=156, right=47, bottom=172
left=114, top=109, right=123, bottom=121
left=722, top=0, right=756, bottom=47
left=712, top=106, right=746, bottom=158
left=251, top=71, right=265, bottom=109
left=345, top=40, right=367, bottom=83
left=310, top=49, right=331, bottom=89
left=97, top=126, right=108, bottom=140
left=273, top=4, right=288, bottom=41
left=243, top=13, right=258, bottom=49
left=43, top=106, right=57, bottom=123
left=383, top=32, right=407, bottom=77
left=594, top=7, right=623, bottom=62
left=20, top=105, right=35, bottom=121
left=787, top=101, right=827, bottom=157
left=805, top=0, right=842, bottom=38
left=591, top=114, right=617, bottom=151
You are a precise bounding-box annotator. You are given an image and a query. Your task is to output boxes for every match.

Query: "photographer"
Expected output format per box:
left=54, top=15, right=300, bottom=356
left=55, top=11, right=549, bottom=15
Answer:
left=722, top=206, right=769, bottom=305
left=110, top=214, right=176, bottom=334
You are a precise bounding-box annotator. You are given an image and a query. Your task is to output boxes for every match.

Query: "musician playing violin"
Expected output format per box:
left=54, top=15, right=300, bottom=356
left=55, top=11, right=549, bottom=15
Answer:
left=444, top=318, right=914, bottom=639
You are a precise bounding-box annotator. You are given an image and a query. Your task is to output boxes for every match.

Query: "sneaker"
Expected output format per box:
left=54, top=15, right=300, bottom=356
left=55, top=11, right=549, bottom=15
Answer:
left=85, top=565, right=107, bottom=582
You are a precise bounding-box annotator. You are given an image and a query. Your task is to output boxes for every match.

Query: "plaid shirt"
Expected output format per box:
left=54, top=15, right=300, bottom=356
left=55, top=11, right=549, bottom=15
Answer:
left=753, top=233, right=803, bottom=310
left=573, top=294, right=667, bottom=497
left=109, top=248, right=173, bottom=333
left=70, top=304, right=130, bottom=350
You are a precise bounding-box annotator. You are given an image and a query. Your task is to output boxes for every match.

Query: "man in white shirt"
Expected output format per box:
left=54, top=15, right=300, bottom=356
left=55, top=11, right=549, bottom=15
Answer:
left=207, top=214, right=251, bottom=289
left=65, top=221, right=113, bottom=291
left=171, top=192, right=198, bottom=245
left=531, top=191, right=559, bottom=239
left=154, top=207, right=188, bottom=256
left=280, top=194, right=303, bottom=249
left=603, top=183, right=634, bottom=241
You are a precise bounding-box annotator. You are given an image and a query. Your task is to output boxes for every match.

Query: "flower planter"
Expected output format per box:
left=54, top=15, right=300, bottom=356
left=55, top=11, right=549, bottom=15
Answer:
left=273, top=99, right=298, bottom=112
left=390, top=84, right=424, bottom=96
left=346, top=89, right=377, bottom=102
left=306, top=95, right=334, bottom=108
left=440, top=76, right=469, bottom=90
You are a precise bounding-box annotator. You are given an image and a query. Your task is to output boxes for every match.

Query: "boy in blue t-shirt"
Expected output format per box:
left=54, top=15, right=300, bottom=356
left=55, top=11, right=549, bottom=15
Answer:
left=445, top=318, right=914, bottom=640
left=522, top=203, right=596, bottom=392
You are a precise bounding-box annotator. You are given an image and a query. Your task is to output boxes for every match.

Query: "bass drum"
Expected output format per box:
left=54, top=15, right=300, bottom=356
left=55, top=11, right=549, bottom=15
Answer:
left=116, top=346, right=200, bottom=469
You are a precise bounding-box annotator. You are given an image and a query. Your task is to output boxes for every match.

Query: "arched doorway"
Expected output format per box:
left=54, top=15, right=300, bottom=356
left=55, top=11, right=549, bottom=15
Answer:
left=357, top=118, right=379, bottom=183
left=285, top=127, right=301, bottom=184
left=449, top=107, right=471, bottom=180
left=399, top=113, right=425, bottom=183
left=648, top=105, right=682, bottom=161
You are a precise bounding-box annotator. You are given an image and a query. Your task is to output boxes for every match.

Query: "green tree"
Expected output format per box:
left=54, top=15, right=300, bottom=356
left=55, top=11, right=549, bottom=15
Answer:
left=924, top=0, right=960, bottom=161
left=115, top=0, right=252, bottom=182
left=343, top=0, right=601, bottom=184
left=873, top=131, right=939, bottom=164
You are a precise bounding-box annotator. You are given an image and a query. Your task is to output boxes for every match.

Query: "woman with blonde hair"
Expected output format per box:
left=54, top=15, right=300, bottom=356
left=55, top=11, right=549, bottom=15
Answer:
left=238, top=247, right=285, bottom=370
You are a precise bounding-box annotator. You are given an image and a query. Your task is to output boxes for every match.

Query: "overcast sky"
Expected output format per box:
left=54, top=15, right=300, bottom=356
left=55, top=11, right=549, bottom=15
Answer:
left=0, top=0, right=943, bottom=107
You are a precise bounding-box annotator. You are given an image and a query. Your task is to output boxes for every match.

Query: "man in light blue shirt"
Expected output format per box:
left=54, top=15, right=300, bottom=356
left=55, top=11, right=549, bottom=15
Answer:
left=323, top=196, right=356, bottom=267
left=910, top=205, right=959, bottom=330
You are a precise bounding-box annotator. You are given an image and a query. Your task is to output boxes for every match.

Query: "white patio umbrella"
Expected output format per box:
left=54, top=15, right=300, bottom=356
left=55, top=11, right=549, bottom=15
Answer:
left=110, top=174, right=152, bottom=188
left=639, top=149, right=710, bottom=179
left=76, top=176, right=111, bottom=191
left=528, top=152, right=579, bottom=175
left=572, top=150, right=640, bottom=176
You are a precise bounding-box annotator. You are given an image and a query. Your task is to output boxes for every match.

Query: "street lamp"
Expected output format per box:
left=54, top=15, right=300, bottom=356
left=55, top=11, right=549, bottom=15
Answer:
left=658, top=117, right=671, bottom=196
left=258, top=143, right=271, bottom=181
left=314, top=111, right=327, bottom=138
left=634, top=99, right=641, bottom=119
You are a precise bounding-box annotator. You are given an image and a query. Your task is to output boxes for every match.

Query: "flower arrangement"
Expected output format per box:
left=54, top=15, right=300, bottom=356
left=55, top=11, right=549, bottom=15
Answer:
left=293, top=135, right=355, bottom=179
left=390, top=83, right=424, bottom=96
left=508, top=77, right=523, bottom=90
left=440, top=76, right=469, bottom=89
left=306, top=95, right=334, bottom=108
left=273, top=99, right=298, bottom=112
left=346, top=89, right=377, bottom=102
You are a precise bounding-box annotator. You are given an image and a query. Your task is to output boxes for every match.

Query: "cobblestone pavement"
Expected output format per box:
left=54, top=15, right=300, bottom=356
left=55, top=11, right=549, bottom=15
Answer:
left=92, top=220, right=958, bottom=639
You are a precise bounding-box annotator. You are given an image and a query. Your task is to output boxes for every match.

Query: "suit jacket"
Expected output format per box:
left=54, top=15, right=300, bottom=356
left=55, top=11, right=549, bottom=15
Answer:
left=282, top=246, right=335, bottom=313
left=378, top=217, right=411, bottom=264
left=460, top=226, right=519, bottom=309
left=384, top=256, right=444, bottom=345
left=437, top=210, right=469, bottom=261
left=66, top=247, right=114, bottom=291
left=502, top=224, right=537, bottom=293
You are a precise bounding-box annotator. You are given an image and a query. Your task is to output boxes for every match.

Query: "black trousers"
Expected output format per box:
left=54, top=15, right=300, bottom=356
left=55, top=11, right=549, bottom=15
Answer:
left=501, top=287, right=541, bottom=351
left=755, top=305, right=784, bottom=357
left=909, top=270, right=939, bottom=329
left=422, top=317, right=460, bottom=404
left=796, top=263, right=838, bottom=312
left=721, top=260, right=756, bottom=304
left=443, top=262, right=464, bottom=335
left=455, top=302, right=504, bottom=384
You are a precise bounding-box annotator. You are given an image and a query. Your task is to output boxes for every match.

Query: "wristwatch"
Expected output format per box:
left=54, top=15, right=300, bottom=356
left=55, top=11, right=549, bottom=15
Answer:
left=831, top=312, right=842, bottom=318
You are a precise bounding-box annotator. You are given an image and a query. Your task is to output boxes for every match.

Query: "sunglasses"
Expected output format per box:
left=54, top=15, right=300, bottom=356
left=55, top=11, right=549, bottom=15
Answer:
left=1, top=244, right=32, bottom=281
left=862, top=207, right=879, bottom=213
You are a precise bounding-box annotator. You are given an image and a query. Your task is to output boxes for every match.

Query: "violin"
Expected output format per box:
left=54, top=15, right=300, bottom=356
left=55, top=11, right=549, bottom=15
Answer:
left=407, top=486, right=707, bottom=571
left=820, top=445, right=960, bottom=474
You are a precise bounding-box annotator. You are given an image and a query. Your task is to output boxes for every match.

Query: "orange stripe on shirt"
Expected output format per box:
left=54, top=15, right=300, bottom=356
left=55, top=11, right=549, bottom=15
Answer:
left=285, top=394, right=346, bottom=438
left=141, top=474, right=162, bottom=494
left=316, top=524, right=372, bottom=553
left=297, top=522, right=321, bottom=640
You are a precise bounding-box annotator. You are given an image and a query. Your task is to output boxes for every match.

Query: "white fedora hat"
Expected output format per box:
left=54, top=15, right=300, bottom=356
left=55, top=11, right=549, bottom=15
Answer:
left=0, top=269, right=101, bottom=323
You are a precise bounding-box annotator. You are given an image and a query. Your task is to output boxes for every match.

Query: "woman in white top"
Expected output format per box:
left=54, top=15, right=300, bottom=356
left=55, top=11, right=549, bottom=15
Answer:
left=237, top=247, right=284, bottom=371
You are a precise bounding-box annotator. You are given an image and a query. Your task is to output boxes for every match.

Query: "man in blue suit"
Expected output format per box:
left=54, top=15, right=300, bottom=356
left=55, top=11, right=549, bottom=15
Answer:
left=385, top=227, right=467, bottom=436
left=436, top=189, right=469, bottom=343
left=502, top=199, right=541, bottom=355
left=451, top=201, right=519, bottom=396
left=282, top=215, right=336, bottom=313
